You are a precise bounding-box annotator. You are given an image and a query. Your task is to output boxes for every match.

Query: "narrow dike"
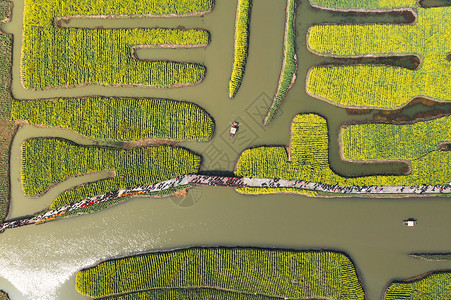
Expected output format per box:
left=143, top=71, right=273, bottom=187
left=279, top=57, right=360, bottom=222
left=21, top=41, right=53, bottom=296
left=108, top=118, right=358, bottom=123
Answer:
left=1, top=175, right=451, bottom=233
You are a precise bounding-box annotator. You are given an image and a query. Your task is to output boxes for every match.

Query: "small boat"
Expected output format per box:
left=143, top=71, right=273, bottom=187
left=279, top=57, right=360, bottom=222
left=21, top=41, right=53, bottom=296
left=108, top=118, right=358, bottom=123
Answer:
left=230, top=121, right=239, bottom=138
left=403, top=218, right=417, bottom=227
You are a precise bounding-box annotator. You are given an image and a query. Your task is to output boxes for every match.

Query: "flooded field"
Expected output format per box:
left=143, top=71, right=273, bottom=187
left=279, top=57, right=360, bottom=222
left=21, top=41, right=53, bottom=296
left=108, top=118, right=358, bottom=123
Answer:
left=1, top=0, right=451, bottom=299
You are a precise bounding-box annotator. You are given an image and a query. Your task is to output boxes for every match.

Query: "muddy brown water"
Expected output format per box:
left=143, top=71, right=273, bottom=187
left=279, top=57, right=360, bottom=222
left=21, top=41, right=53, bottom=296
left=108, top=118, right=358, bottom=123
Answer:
left=1, top=0, right=451, bottom=299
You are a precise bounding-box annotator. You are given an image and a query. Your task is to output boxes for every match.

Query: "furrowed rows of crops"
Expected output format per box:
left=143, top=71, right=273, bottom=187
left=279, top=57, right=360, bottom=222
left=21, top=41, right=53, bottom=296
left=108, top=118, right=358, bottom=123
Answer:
left=264, top=0, right=297, bottom=125
left=307, top=2, right=451, bottom=109
left=12, top=97, right=214, bottom=142
left=310, top=0, right=417, bottom=9
left=228, top=0, right=252, bottom=99
left=385, top=272, right=451, bottom=300
left=101, top=288, right=280, bottom=300
left=22, top=0, right=213, bottom=89
left=21, top=139, right=201, bottom=208
left=235, top=114, right=451, bottom=194
left=76, top=247, right=364, bottom=299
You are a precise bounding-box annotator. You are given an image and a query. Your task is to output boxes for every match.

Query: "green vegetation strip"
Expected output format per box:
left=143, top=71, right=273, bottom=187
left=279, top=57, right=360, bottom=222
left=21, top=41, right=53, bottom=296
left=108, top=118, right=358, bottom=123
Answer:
left=12, top=97, right=214, bottom=142
left=307, top=1, right=451, bottom=109
left=236, top=114, right=451, bottom=195
left=21, top=139, right=201, bottom=208
left=385, top=272, right=451, bottom=300
left=101, top=289, right=279, bottom=300
left=264, top=0, right=297, bottom=125
left=228, top=0, right=252, bottom=99
left=22, top=0, right=212, bottom=89
left=0, top=1, right=13, bottom=222
left=76, top=248, right=364, bottom=299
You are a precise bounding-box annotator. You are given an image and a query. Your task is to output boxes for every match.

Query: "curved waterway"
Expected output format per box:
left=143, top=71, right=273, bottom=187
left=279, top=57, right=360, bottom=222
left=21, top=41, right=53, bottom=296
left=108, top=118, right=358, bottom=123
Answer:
left=1, top=0, right=451, bottom=299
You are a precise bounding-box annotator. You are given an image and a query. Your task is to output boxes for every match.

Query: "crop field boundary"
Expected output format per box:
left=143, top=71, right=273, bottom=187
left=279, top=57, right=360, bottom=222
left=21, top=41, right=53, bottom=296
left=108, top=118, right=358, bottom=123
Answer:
left=338, top=115, right=451, bottom=170
left=383, top=270, right=451, bottom=300
left=263, top=0, right=297, bottom=125
left=74, top=246, right=365, bottom=300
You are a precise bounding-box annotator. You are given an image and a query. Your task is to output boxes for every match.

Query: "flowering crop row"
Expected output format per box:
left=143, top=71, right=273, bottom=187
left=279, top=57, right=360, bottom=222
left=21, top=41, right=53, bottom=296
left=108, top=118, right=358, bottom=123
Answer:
left=307, top=3, right=451, bottom=109
left=385, top=272, right=451, bottom=300
left=235, top=114, right=451, bottom=194
left=76, top=247, right=364, bottom=299
left=101, top=288, right=279, bottom=299
left=12, top=97, right=214, bottom=142
left=264, top=0, right=297, bottom=125
left=21, top=138, right=201, bottom=208
left=228, top=0, right=252, bottom=99
left=22, top=0, right=213, bottom=89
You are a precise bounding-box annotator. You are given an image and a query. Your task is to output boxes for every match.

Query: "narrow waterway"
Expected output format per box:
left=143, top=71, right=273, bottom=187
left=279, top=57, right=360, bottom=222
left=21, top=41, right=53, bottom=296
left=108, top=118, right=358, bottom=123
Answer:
left=1, top=0, right=451, bottom=299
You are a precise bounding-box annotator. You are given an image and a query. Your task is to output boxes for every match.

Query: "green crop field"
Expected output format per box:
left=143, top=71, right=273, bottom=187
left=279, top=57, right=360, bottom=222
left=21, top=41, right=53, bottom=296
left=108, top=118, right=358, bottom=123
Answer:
left=0, top=1, right=14, bottom=222
left=236, top=114, right=451, bottom=195
left=385, top=272, right=451, bottom=300
left=307, top=1, right=451, bottom=109
left=76, top=248, right=364, bottom=299
left=22, top=0, right=213, bottom=90
left=228, top=0, right=252, bottom=99
left=21, top=139, right=201, bottom=209
left=264, top=0, right=297, bottom=125
left=101, top=289, right=280, bottom=300
left=12, top=97, right=214, bottom=142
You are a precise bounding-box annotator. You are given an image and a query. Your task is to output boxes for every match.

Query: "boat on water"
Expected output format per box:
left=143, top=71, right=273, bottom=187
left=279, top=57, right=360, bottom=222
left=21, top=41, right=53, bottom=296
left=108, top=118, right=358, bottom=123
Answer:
left=230, top=121, right=239, bottom=138
left=403, top=218, right=417, bottom=227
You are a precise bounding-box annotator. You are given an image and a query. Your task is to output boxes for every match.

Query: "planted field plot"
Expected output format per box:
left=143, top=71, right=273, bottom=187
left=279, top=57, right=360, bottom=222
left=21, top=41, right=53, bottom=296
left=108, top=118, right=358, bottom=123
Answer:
left=22, top=0, right=213, bottom=90
left=101, top=289, right=279, bottom=300
left=12, top=97, right=214, bottom=142
left=76, top=248, right=364, bottom=299
left=385, top=272, right=451, bottom=300
left=21, top=139, right=201, bottom=209
left=228, top=0, right=252, bottom=99
left=342, top=115, right=451, bottom=162
left=264, top=0, right=297, bottom=124
left=307, top=1, right=451, bottom=109
left=235, top=114, right=451, bottom=195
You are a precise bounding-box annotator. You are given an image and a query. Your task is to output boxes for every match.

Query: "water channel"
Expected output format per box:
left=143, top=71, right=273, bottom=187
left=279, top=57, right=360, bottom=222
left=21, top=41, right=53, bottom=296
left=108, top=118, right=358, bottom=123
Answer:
left=1, top=0, right=451, bottom=299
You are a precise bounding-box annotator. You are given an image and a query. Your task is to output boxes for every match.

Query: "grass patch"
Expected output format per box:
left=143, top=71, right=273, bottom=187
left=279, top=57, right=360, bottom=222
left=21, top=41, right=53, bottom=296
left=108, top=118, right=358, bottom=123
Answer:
left=12, top=97, right=214, bottom=142
left=22, top=0, right=213, bottom=90
left=21, top=139, right=201, bottom=208
left=228, top=0, right=252, bottom=99
left=76, top=247, right=364, bottom=299
left=264, top=0, right=297, bottom=125
left=235, top=114, right=451, bottom=194
left=385, top=271, right=451, bottom=300
left=307, top=2, right=451, bottom=109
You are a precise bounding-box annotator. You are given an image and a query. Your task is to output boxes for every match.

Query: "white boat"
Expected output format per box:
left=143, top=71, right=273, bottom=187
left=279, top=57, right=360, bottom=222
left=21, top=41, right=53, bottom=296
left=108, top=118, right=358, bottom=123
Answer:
left=230, top=121, right=239, bottom=138
left=403, top=219, right=417, bottom=227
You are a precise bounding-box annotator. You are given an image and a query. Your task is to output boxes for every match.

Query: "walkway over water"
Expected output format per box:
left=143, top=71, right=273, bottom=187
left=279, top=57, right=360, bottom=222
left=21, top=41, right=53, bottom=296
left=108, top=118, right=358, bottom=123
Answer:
left=2, top=175, right=451, bottom=232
